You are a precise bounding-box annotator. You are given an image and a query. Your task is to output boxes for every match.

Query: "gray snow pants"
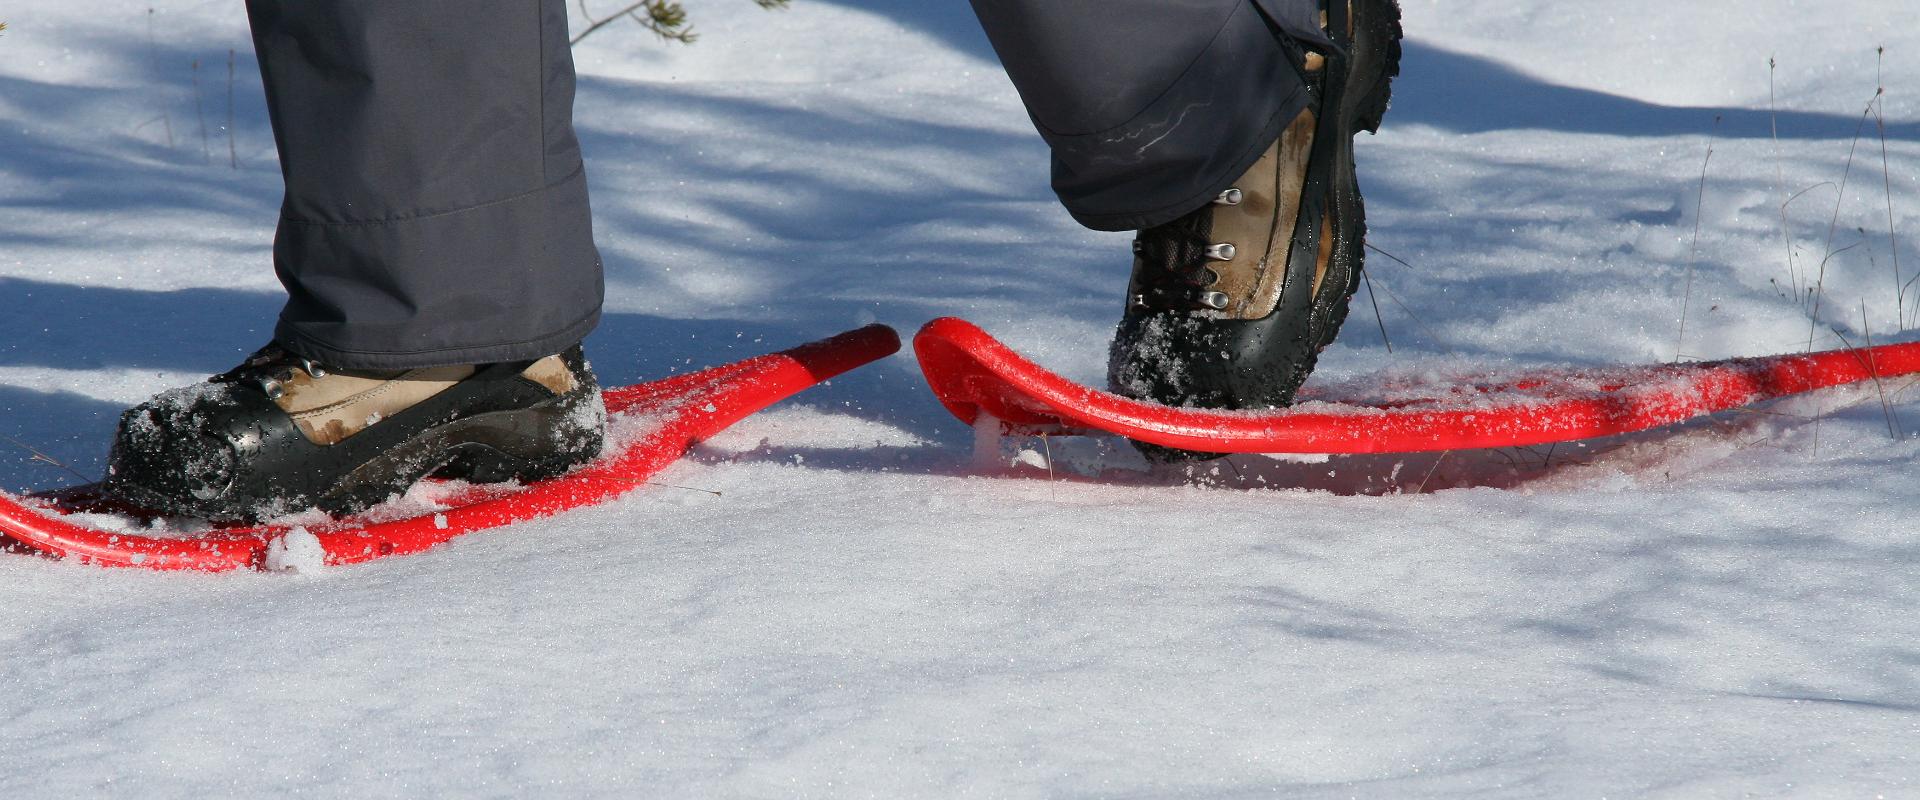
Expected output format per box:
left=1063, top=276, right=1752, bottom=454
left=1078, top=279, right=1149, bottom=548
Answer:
left=245, top=0, right=1323, bottom=369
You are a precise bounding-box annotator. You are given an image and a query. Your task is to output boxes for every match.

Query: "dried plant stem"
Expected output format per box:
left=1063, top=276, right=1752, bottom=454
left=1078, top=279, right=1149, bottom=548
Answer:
left=1770, top=58, right=1804, bottom=304
left=0, top=432, right=95, bottom=485
left=1869, top=49, right=1905, bottom=329
left=146, top=9, right=174, bottom=148
left=1829, top=302, right=1902, bottom=439
left=1808, top=101, right=1877, bottom=350
left=1362, top=268, right=1392, bottom=353
left=1360, top=244, right=1452, bottom=354
left=226, top=50, right=239, bottom=169
left=192, top=59, right=211, bottom=164
left=1416, top=450, right=1451, bottom=494
left=1677, top=135, right=1715, bottom=361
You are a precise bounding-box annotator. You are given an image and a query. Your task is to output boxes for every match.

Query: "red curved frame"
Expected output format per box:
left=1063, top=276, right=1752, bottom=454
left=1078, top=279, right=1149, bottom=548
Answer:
left=0, top=325, right=900, bottom=571
left=915, top=317, right=1920, bottom=454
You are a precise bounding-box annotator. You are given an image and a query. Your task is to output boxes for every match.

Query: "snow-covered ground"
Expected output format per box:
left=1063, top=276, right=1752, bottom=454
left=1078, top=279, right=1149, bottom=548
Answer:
left=3, top=0, right=1918, bottom=796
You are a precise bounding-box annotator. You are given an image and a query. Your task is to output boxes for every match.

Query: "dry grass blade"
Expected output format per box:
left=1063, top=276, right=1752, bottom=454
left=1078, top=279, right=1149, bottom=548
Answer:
left=1358, top=253, right=1453, bottom=355
left=1040, top=433, right=1057, bottom=498
left=1771, top=57, right=1804, bottom=303
left=1808, top=100, right=1879, bottom=350
left=0, top=432, right=96, bottom=485
left=1364, top=241, right=1419, bottom=271
left=648, top=481, right=722, bottom=497
left=1361, top=268, right=1392, bottom=353
left=1829, top=303, right=1903, bottom=439
left=1870, top=49, right=1906, bottom=329
left=145, top=9, right=173, bottom=148
left=1677, top=134, right=1715, bottom=362
left=1416, top=450, right=1450, bottom=494
left=226, top=50, right=239, bottom=169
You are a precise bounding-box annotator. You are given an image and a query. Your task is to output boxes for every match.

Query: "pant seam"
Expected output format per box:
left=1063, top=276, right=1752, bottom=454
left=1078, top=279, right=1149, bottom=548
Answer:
left=538, top=1, right=550, bottom=182
left=278, top=162, right=585, bottom=229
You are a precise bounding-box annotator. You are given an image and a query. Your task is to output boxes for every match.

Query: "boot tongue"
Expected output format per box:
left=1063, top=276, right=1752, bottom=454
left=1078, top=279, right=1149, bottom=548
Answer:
left=1131, top=208, right=1218, bottom=311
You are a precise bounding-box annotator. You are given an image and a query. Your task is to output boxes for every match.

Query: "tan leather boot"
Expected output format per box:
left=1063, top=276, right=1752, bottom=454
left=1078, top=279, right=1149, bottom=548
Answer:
left=1108, top=0, right=1402, bottom=420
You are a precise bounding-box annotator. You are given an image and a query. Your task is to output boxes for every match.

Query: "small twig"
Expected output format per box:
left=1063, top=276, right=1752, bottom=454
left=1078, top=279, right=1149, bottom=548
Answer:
left=1870, top=50, right=1904, bottom=329
left=145, top=9, right=174, bottom=148
left=1725, top=406, right=1817, bottom=421
left=1781, top=181, right=1840, bottom=313
left=647, top=480, right=722, bottom=497
left=1808, top=99, right=1878, bottom=350
left=1891, top=375, right=1920, bottom=402
left=1364, top=241, right=1419, bottom=271
left=192, top=59, right=210, bottom=164
left=1039, top=433, right=1057, bottom=498
left=1362, top=267, right=1392, bottom=353
left=226, top=49, right=239, bottom=169
left=0, top=432, right=96, bottom=485
left=1905, top=271, right=1920, bottom=331
left=1364, top=271, right=1453, bottom=354
left=1416, top=450, right=1450, bottom=494
left=1771, top=57, right=1802, bottom=304
left=1831, top=304, right=1901, bottom=439
left=572, top=0, right=697, bottom=46
left=1861, top=303, right=1901, bottom=438
left=569, top=473, right=722, bottom=496
left=1677, top=129, right=1715, bottom=362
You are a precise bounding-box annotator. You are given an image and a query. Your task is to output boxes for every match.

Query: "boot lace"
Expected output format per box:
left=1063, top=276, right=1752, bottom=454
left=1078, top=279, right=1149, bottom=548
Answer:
left=210, top=344, right=331, bottom=401
left=1130, top=191, right=1240, bottom=312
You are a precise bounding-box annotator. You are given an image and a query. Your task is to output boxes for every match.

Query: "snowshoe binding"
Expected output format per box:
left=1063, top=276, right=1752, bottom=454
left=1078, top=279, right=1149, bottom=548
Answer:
left=103, top=344, right=606, bottom=522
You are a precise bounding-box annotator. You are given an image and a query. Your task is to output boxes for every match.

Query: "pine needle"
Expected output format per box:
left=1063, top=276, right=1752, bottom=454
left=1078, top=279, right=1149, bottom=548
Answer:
left=0, top=432, right=95, bottom=485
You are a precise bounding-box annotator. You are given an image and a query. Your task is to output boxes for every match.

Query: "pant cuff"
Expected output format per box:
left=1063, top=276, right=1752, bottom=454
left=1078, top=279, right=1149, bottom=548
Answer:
left=272, top=165, right=604, bottom=370
left=1047, top=2, right=1314, bottom=232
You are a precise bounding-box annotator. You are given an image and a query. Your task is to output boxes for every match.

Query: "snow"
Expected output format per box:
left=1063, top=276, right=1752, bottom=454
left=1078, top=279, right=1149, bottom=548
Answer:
left=262, top=526, right=324, bottom=574
left=2, top=0, right=1918, bottom=797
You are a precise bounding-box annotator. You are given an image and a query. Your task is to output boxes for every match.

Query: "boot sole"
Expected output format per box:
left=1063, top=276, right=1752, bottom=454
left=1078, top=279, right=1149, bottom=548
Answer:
left=108, top=386, right=605, bottom=523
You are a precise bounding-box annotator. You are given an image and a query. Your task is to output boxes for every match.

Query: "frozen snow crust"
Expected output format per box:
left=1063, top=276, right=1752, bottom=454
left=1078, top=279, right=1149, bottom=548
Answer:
left=2, top=0, right=1917, bottom=797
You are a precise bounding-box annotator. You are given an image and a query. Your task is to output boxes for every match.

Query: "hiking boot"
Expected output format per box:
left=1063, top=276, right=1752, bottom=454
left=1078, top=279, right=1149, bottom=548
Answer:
left=1108, top=0, right=1402, bottom=413
left=104, top=344, right=606, bottom=522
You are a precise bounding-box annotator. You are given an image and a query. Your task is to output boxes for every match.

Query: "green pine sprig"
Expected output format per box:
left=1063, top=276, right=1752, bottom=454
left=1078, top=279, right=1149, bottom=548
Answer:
left=572, top=0, right=788, bottom=47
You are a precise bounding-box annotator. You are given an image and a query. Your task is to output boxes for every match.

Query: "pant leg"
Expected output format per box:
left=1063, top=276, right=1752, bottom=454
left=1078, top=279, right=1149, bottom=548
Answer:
left=246, top=0, right=602, bottom=370
left=970, top=0, right=1331, bottom=232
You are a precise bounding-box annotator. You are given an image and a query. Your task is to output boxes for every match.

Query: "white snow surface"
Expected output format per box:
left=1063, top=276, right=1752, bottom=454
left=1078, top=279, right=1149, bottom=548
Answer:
left=4, top=1, right=1919, bottom=797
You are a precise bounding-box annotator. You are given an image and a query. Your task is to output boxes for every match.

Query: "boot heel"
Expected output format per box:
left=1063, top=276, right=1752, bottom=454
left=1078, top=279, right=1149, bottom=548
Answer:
left=1349, top=0, right=1403, bottom=134
left=433, top=387, right=606, bottom=484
